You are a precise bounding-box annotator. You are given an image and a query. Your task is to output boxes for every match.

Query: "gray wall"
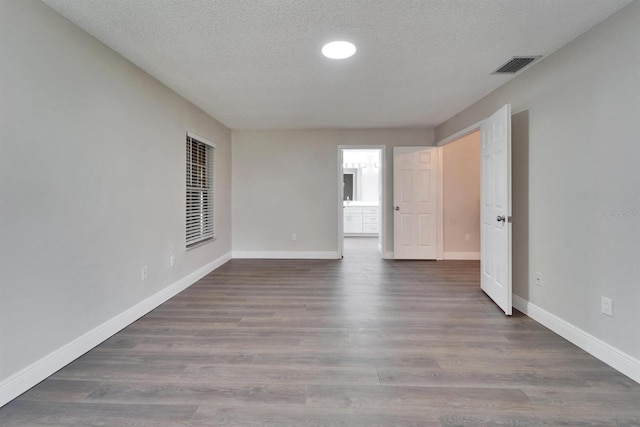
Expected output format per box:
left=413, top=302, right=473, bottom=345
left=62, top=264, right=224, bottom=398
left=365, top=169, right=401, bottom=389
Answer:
left=436, top=1, right=640, bottom=360
left=0, top=0, right=232, bottom=384
left=232, top=129, right=434, bottom=256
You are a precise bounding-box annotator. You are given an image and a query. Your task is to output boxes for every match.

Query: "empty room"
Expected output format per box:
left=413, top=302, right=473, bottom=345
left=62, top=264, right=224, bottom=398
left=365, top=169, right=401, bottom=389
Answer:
left=1, top=0, right=640, bottom=425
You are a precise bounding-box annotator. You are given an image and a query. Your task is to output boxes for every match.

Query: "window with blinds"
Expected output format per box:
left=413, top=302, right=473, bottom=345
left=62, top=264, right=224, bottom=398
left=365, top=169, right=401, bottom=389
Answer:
left=186, top=132, right=215, bottom=248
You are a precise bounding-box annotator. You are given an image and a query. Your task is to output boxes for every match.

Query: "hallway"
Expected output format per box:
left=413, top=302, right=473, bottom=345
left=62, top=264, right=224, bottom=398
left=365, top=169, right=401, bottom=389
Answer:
left=342, top=236, right=380, bottom=259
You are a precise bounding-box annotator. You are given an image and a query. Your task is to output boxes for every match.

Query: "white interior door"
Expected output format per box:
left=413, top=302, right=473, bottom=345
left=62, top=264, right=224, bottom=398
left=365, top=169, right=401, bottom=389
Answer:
left=393, top=146, right=438, bottom=259
left=481, top=104, right=512, bottom=315
left=338, top=149, right=344, bottom=258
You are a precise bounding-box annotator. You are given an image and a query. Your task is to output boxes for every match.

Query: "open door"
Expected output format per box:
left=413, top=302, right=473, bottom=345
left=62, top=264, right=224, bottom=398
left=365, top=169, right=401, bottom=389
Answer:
left=481, top=104, right=512, bottom=315
left=393, top=146, right=438, bottom=259
left=337, top=148, right=344, bottom=258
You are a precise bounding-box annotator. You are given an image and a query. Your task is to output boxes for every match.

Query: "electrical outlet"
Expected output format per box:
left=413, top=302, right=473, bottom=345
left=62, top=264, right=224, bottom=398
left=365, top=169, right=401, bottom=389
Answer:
left=464, top=234, right=471, bottom=242
left=601, top=297, right=613, bottom=317
left=535, top=272, right=543, bottom=287
left=141, top=266, right=149, bottom=280
left=291, top=234, right=297, bottom=241
left=170, top=255, right=176, bottom=267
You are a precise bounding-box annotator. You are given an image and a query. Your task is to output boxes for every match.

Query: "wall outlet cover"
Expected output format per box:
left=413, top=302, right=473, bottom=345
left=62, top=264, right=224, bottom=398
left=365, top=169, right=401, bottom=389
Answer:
left=601, top=297, right=613, bottom=317
left=535, top=272, right=543, bottom=287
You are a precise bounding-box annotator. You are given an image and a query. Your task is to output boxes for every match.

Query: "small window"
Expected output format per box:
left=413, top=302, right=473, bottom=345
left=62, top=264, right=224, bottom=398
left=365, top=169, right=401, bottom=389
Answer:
left=186, top=132, right=215, bottom=248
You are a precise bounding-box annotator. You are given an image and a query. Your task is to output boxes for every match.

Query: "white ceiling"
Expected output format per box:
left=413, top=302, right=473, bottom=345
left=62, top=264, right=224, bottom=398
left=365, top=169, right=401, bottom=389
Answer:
left=42, top=0, right=632, bottom=130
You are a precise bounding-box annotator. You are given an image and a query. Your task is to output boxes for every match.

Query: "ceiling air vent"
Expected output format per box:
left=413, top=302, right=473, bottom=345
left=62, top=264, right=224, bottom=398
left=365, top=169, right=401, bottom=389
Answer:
left=493, top=56, right=541, bottom=74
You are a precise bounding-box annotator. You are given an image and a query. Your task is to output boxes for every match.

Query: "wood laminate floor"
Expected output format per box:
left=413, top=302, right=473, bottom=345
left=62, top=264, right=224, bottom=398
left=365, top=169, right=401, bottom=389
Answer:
left=2, top=237, right=639, bottom=426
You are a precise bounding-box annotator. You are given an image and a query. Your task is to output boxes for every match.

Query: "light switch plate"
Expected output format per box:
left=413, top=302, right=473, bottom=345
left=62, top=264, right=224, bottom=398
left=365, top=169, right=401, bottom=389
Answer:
left=601, top=297, right=613, bottom=317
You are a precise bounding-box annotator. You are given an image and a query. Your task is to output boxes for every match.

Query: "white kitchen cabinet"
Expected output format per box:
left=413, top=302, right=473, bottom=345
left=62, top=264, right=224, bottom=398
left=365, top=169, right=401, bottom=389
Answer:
left=344, top=205, right=379, bottom=234
left=344, top=206, right=363, bottom=233
left=362, top=206, right=379, bottom=234
left=344, top=213, right=363, bottom=233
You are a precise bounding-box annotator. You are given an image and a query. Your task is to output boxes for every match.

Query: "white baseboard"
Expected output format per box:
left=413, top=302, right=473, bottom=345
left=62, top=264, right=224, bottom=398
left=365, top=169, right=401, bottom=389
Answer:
left=443, top=251, right=481, bottom=260
left=232, top=251, right=339, bottom=259
left=0, top=251, right=232, bottom=407
left=513, top=295, right=640, bottom=384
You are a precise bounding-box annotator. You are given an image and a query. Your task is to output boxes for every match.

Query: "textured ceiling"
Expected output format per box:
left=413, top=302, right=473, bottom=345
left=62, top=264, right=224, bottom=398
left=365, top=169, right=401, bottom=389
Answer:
left=41, top=0, right=632, bottom=130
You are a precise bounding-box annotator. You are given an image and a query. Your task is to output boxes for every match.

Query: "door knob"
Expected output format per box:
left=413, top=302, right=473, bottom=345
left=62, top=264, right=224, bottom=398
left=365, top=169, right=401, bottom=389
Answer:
left=395, top=206, right=400, bottom=211
left=496, top=215, right=506, bottom=223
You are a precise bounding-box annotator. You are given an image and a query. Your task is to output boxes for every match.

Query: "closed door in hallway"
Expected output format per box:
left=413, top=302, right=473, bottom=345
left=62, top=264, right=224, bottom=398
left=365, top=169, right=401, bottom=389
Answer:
left=393, top=146, right=439, bottom=259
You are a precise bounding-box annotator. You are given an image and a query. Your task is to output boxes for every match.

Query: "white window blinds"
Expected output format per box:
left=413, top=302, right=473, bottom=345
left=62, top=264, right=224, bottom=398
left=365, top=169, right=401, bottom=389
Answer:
left=186, top=133, right=215, bottom=248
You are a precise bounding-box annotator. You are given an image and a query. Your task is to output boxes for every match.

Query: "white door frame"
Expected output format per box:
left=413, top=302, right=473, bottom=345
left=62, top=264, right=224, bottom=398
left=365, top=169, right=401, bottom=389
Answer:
left=337, top=146, right=386, bottom=259
left=437, top=147, right=444, bottom=260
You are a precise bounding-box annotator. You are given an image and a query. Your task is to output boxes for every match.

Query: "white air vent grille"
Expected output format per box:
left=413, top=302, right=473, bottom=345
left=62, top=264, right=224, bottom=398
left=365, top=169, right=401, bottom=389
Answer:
left=493, top=56, right=541, bottom=74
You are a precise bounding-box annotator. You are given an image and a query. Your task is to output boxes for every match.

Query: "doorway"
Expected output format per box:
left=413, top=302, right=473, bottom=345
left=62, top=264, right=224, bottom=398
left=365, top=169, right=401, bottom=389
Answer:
left=440, top=131, right=481, bottom=260
left=337, top=146, right=385, bottom=259
left=437, top=104, right=513, bottom=315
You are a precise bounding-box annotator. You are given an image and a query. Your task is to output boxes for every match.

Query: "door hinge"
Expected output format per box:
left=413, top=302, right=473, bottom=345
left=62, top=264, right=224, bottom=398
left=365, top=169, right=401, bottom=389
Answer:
left=508, top=216, right=513, bottom=223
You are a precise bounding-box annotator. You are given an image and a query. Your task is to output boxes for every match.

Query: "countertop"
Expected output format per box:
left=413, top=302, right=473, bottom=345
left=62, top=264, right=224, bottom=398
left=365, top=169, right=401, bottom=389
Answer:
left=343, top=201, right=379, bottom=207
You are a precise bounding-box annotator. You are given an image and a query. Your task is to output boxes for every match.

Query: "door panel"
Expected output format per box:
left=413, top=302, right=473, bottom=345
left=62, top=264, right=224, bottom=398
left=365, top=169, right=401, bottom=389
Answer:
left=418, top=214, right=432, bottom=247
left=481, top=104, right=512, bottom=315
left=418, top=170, right=432, bottom=202
left=400, top=170, right=412, bottom=202
left=399, top=214, right=412, bottom=247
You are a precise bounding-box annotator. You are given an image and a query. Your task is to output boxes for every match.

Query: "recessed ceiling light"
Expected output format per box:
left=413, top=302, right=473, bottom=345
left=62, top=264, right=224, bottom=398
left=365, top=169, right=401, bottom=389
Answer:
left=322, top=41, right=356, bottom=59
